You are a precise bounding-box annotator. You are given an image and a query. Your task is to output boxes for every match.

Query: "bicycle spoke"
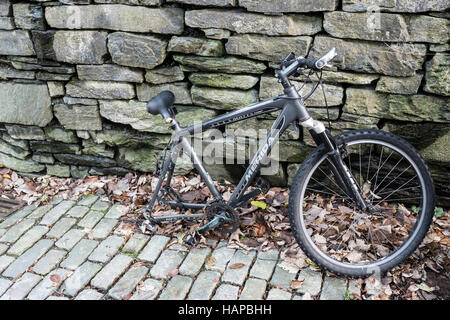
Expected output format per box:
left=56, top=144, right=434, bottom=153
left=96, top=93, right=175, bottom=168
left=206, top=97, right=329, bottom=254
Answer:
left=366, top=144, right=373, bottom=182
left=310, top=177, right=346, bottom=198
left=317, top=166, right=352, bottom=199
left=359, top=144, right=362, bottom=188
left=374, top=175, right=420, bottom=206
left=373, top=153, right=402, bottom=193
left=299, top=136, right=427, bottom=269
left=374, top=164, right=412, bottom=196
left=371, top=148, right=394, bottom=188
left=376, top=185, right=420, bottom=196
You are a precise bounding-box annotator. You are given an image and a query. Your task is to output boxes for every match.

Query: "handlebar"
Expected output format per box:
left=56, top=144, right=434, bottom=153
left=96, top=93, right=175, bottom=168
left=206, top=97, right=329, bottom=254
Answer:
left=278, top=48, right=337, bottom=78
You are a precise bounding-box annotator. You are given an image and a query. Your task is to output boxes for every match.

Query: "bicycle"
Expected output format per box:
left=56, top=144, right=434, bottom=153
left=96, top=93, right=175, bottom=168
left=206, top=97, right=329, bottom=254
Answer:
left=142, top=48, right=436, bottom=277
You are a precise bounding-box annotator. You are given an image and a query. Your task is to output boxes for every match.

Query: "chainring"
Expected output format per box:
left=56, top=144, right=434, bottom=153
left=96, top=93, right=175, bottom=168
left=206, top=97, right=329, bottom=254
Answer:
left=204, top=199, right=240, bottom=234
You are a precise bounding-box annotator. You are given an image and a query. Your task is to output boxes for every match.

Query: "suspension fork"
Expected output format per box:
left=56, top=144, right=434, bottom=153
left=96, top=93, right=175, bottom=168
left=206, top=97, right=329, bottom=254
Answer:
left=310, top=129, right=368, bottom=211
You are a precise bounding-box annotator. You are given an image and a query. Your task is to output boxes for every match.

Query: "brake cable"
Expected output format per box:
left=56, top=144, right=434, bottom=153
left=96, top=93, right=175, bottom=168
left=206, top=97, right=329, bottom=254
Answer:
left=316, top=70, right=332, bottom=132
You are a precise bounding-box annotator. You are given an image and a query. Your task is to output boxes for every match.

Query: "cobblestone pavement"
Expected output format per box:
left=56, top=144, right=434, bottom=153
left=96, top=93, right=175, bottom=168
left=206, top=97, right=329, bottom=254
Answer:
left=0, top=196, right=358, bottom=300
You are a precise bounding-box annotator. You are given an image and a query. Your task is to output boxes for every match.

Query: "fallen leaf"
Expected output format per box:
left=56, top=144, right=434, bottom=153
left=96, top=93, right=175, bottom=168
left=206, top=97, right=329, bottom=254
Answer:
left=251, top=200, right=267, bottom=210
left=168, top=268, right=179, bottom=277
left=205, top=256, right=216, bottom=266
left=290, top=280, right=304, bottom=290
left=50, top=274, right=61, bottom=283
left=122, top=293, right=132, bottom=300
left=229, top=262, right=245, bottom=269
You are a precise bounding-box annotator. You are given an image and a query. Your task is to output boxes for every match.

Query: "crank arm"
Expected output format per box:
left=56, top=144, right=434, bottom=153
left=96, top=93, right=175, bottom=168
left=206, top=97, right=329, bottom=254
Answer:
left=197, top=215, right=223, bottom=234
left=235, top=187, right=262, bottom=207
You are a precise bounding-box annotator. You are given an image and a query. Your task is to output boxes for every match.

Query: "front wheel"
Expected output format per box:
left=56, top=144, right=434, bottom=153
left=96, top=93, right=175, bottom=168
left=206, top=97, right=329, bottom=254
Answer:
left=288, top=130, right=435, bottom=277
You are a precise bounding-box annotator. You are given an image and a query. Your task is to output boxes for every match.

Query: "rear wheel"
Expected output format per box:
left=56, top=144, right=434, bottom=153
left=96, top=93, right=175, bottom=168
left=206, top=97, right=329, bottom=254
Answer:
left=288, top=130, right=435, bottom=277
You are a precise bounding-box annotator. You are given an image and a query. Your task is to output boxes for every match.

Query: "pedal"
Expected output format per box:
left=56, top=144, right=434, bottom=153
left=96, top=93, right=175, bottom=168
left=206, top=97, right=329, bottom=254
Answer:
left=181, top=232, right=198, bottom=246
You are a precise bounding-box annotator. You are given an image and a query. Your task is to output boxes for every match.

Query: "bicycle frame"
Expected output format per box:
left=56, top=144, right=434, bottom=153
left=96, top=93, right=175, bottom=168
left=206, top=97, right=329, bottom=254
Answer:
left=143, top=75, right=366, bottom=232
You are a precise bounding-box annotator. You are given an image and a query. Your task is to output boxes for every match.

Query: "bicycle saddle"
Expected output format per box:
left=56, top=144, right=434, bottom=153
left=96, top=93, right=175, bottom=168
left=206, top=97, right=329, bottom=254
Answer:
left=146, top=90, right=176, bottom=123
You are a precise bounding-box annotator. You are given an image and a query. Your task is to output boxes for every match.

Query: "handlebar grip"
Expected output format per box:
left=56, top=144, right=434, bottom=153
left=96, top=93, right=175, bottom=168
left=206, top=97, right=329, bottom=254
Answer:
left=297, top=58, right=319, bottom=70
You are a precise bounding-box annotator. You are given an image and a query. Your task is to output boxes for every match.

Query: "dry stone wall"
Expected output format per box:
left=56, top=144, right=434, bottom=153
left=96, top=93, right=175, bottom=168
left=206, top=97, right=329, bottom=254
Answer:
left=0, top=0, right=449, bottom=203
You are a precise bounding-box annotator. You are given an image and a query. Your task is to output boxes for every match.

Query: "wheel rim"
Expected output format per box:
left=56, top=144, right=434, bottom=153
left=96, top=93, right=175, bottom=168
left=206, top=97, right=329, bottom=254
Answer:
left=298, top=138, right=428, bottom=271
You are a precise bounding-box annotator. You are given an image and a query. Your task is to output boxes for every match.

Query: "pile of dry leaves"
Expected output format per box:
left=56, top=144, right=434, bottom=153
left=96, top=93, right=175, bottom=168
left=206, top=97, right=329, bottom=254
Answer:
left=0, top=166, right=448, bottom=300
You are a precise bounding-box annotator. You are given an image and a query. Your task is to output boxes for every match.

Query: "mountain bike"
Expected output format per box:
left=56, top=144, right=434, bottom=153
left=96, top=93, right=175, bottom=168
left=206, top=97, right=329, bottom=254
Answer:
left=142, top=48, right=436, bottom=277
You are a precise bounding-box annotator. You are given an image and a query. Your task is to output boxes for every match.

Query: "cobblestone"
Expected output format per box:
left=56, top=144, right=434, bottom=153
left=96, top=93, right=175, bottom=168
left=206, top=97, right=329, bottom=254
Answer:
left=60, top=239, right=98, bottom=270
left=348, top=279, right=362, bottom=298
left=320, top=277, right=347, bottom=300
left=131, top=278, right=163, bottom=300
left=66, top=205, right=90, bottom=218
left=205, top=245, right=235, bottom=273
left=212, top=283, right=239, bottom=300
left=61, top=261, right=101, bottom=297
left=150, top=249, right=186, bottom=280
left=7, top=225, right=49, bottom=256
left=187, top=270, right=220, bottom=300
left=0, top=218, right=36, bottom=243
left=122, top=233, right=149, bottom=254
left=91, top=218, right=118, bottom=239
left=55, top=229, right=85, bottom=250
left=47, top=295, right=69, bottom=300
left=0, top=272, right=41, bottom=300
left=89, top=235, right=125, bottom=263
left=159, top=275, right=193, bottom=300
left=168, top=243, right=189, bottom=252
left=46, top=218, right=75, bottom=238
left=270, top=265, right=297, bottom=289
left=221, top=250, right=256, bottom=286
left=179, top=247, right=211, bottom=277
left=0, top=204, right=37, bottom=229
left=0, top=278, right=12, bottom=296
left=32, top=249, right=66, bottom=275
left=239, top=278, right=267, bottom=300
left=113, top=222, right=135, bottom=237
left=0, top=244, right=7, bottom=255
left=297, top=268, right=323, bottom=296
left=77, top=211, right=103, bottom=229
left=0, top=255, right=15, bottom=273
left=75, top=288, right=104, bottom=300
left=2, top=239, right=53, bottom=278
left=28, top=204, right=53, bottom=219
left=249, top=258, right=277, bottom=281
left=27, top=268, right=69, bottom=300
left=266, top=288, right=292, bottom=300
left=257, top=249, right=280, bottom=261
left=108, top=265, right=148, bottom=300
left=77, top=196, right=99, bottom=207
left=138, top=235, right=170, bottom=263
left=91, top=200, right=111, bottom=212
left=40, top=200, right=76, bottom=226
left=91, top=254, right=133, bottom=291
left=104, top=204, right=127, bottom=219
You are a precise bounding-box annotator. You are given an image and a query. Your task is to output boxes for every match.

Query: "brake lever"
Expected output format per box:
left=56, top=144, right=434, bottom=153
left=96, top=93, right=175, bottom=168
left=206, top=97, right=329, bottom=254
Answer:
left=281, top=52, right=295, bottom=69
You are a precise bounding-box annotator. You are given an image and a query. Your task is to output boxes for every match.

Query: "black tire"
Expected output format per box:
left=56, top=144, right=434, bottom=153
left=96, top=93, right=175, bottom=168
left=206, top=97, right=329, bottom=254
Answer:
left=288, top=130, right=435, bottom=277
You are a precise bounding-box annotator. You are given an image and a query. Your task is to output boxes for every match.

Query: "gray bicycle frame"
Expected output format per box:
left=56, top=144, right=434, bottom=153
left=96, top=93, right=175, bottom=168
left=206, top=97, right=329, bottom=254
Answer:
left=144, top=82, right=328, bottom=223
